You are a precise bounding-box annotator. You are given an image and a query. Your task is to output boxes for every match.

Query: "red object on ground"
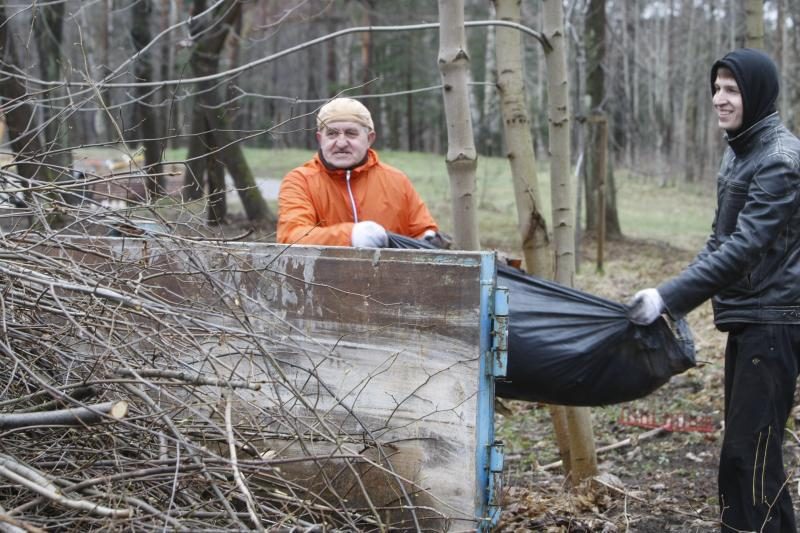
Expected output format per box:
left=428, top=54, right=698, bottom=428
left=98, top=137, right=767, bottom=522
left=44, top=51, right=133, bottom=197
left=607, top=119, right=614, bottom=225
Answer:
left=617, top=409, right=715, bottom=433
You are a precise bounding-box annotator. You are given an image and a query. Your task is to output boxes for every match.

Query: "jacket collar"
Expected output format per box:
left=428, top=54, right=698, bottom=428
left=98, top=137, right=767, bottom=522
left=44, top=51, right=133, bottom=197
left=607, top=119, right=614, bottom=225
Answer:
left=727, top=112, right=780, bottom=155
left=314, top=149, right=379, bottom=179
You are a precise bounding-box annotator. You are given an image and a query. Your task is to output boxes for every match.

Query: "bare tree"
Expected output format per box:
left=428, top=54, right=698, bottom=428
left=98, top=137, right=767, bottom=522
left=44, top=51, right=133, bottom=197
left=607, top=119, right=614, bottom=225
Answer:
left=183, top=0, right=273, bottom=225
left=584, top=0, right=621, bottom=239
left=543, top=0, right=598, bottom=484
left=438, top=0, right=480, bottom=250
left=745, top=0, right=765, bottom=49
left=0, top=2, right=50, bottom=187
left=493, top=0, right=551, bottom=277
left=32, top=1, right=72, bottom=176
left=131, top=0, right=165, bottom=200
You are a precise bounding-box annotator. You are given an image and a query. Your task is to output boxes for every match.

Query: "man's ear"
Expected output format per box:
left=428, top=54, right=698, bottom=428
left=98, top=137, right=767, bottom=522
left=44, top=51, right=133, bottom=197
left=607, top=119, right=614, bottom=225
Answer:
left=316, top=130, right=322, bottom=143
left=367, top=130, right=376, bottom=146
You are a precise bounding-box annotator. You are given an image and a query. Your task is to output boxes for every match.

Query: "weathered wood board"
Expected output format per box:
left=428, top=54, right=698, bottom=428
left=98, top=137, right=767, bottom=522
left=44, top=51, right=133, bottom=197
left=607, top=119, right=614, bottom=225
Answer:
left=41, top=238, right=500, bottom=531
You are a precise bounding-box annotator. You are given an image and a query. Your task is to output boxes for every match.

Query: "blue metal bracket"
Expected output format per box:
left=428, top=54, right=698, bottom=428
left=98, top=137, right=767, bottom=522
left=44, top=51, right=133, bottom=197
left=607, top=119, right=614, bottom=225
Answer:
left=487, top=440, right=505, bottom=521
left=476, top=255, right=508, bottom=531
left=491, top=286, right=509, bottom=378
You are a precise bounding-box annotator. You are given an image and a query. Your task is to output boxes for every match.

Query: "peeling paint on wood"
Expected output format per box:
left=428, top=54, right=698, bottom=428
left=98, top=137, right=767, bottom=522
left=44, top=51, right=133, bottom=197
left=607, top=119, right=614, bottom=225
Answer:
left=43, top=238, right=492, bottom=531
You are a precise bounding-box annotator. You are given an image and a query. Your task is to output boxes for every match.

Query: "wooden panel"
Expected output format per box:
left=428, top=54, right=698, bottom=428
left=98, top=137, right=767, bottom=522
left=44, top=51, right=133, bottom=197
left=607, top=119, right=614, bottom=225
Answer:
left=45, top=238, right=490, bottom=531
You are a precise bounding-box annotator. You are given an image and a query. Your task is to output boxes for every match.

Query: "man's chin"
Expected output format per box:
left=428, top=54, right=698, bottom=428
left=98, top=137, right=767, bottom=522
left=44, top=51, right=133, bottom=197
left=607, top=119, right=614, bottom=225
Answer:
left=330, top=157, right=355, bottom=167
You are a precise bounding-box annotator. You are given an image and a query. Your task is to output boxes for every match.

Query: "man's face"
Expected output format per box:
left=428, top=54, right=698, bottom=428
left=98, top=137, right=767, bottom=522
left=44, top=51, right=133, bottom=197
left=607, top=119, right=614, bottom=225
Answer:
left=712, top=69, right=743, bottom=131
left=316, top=121, right=375, bottom=169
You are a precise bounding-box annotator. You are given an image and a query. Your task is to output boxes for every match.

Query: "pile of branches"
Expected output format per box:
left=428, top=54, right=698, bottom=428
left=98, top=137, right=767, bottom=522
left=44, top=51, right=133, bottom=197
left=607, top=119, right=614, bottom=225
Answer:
left=0, top=174, right=443, bottom=532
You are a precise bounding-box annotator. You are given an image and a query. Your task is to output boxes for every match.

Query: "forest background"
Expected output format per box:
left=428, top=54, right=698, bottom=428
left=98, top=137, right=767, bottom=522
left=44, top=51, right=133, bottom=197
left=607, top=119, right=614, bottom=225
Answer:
left=4, top=0, right=790, bottom=222
left=0, top=0, right=795, bottom=531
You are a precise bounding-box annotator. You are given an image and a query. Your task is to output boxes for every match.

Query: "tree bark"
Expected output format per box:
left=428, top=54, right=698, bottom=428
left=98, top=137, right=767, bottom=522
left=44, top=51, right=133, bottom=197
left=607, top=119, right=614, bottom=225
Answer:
left=437, top=0, right=480, bottom=250
left=0, top=401, right=128, bottom=430
left=492, top=0, right=551, bottom=278
left=185, top=0, right=273, bottom=224
left=183, top=106, right=210, bottom=202
left=583, top=0, right=621, bottom=239
left=583, top=0, right=604, bottom=233
left=32, top=1, right=72, bottom=174
left=744, top=0, right=765, bottom=49
left=0, top=4, right=48, bottom=187
left=131, top=0, right=165, bottom=200
left=542, top=0, right=598, bottom=484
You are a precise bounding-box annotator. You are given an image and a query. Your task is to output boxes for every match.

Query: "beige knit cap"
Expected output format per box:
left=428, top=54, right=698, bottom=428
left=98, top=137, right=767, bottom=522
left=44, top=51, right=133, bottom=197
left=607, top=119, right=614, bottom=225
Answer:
left=316, top=98, right=374, bottom=131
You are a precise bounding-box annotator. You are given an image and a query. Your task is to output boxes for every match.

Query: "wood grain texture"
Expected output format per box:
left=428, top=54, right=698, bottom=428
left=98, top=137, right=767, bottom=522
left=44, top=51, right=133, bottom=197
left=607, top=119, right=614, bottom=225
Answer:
left=43, top=239, right=490, bottom=531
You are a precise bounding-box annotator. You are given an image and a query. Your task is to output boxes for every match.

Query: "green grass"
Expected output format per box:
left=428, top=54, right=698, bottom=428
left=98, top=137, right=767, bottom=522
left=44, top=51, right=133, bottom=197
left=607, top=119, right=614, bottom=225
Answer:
left=124, top=146, right=717, bottom=252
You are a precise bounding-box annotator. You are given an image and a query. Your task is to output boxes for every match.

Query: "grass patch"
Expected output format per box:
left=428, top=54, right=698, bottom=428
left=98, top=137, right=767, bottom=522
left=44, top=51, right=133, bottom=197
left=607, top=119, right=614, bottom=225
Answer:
left=90, top=146, right=716, bottom=253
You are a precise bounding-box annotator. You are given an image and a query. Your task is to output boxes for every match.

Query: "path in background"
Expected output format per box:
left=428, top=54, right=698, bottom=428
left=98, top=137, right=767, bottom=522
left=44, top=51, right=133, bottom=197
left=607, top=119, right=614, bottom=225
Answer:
left=225, top=176, right=282, bottom=209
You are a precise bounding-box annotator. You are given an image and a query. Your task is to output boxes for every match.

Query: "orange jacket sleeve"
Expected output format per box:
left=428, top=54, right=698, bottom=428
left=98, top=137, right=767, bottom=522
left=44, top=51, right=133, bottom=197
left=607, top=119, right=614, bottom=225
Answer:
left=277, top=170, right=353, bottom=246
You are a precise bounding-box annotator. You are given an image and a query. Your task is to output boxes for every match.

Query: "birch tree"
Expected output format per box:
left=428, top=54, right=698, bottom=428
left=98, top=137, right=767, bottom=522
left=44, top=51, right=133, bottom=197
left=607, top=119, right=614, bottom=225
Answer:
left=492, top=0, right=552, bottom=277
left=745, top=0, right=765, bottom=49
left=543, top=0, right=598, bottom=483
left=438, top=0, right=480, bottom=250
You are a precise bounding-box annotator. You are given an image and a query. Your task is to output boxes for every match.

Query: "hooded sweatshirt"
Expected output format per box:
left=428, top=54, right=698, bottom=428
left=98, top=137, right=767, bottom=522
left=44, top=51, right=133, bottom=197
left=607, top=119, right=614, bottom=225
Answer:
left=657, top=49, right=800, bottom=324
left=277, top=149, right=438, bottom=246
left=710, top=48, right=779, bottom=138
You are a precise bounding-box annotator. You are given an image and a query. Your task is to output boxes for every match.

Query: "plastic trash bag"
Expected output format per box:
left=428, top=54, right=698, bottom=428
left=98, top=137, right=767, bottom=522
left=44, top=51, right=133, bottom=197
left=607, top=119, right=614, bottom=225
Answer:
left=386, top=233, right=696, bottom=406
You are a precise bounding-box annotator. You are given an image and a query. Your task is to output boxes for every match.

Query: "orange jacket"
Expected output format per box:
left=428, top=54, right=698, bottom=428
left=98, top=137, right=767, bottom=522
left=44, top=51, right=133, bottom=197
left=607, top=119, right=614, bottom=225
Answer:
left=277, top=149, right=438, bottom=246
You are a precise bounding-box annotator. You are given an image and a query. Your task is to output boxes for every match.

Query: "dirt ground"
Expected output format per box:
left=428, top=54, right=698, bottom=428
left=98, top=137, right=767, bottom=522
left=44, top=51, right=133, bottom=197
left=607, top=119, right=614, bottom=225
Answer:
left=495, top=237, right=800, bottom=532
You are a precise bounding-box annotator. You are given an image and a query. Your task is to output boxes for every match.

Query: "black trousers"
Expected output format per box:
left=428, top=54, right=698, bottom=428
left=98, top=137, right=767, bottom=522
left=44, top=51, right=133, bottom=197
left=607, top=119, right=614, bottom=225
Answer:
left=719, top=323, right=800, bottom=532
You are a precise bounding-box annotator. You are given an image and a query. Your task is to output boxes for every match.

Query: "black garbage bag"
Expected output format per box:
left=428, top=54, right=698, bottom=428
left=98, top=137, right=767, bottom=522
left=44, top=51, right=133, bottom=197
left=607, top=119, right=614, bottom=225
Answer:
left=386, top=233, right=696, bottom=406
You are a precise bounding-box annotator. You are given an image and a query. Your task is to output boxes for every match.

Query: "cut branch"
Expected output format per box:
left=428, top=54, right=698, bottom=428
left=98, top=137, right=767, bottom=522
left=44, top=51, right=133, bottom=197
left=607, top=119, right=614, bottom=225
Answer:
left=0, top=401, right=128, bottom=430
left=114, top=368, right=262, bottom=390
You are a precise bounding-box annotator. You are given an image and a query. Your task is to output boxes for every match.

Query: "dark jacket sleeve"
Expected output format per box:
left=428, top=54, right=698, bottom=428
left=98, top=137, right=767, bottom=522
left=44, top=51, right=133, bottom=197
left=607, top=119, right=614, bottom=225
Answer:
left=658, top=153, right=800, bottom=317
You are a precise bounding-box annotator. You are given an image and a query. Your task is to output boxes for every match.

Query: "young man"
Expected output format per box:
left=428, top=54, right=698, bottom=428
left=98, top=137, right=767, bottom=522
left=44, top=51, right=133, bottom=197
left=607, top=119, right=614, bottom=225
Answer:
left=629, top=48, right=800, bottom=532
left=277, top=97, right=439, bottom=247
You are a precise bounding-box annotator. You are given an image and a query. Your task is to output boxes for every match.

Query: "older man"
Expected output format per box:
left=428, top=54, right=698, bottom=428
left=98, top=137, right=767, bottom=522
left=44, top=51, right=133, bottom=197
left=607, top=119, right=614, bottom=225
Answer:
left=277, top=98, right=439, bottom=247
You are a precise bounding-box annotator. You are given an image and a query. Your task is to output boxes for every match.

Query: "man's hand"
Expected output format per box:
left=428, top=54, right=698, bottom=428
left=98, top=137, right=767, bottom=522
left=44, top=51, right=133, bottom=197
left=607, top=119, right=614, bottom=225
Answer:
left=351, top=221, right=388, bottom=248
left=628, top=288, right=665, bottom=325
left=422, top=229, right=453, bottom=249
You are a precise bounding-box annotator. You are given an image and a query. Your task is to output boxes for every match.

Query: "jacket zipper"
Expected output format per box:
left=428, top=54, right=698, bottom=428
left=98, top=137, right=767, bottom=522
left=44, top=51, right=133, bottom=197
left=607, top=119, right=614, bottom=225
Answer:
left=346, top=170, right=359, bottom=223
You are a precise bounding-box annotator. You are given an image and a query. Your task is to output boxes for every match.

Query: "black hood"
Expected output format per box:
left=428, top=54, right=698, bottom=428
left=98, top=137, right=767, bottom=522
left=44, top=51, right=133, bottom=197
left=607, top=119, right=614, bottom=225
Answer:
left=710, top=48, right=779, bottom=136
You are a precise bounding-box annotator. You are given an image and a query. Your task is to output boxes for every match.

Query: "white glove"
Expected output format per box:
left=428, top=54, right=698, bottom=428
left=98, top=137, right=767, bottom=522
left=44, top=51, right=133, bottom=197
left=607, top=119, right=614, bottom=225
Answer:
left=351, top=221, right=388, bottom=248
left=628, top=288, right=665, bottom=325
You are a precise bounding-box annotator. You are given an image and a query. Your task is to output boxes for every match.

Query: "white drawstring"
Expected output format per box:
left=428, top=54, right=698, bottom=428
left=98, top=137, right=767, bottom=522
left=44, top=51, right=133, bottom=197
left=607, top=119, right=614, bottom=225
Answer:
left=345, top=170, right=359, bottom=223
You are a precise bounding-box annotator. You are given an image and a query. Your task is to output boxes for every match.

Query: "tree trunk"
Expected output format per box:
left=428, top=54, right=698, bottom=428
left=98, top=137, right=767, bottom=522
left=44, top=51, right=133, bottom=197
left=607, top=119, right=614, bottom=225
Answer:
left=776, top=0, right=789, bottom=123
left=186, top=0, right=272, bottom=224
left=207, top=145, right=227, bottom=225
left=0, top=3, right=48, bottom=186
left=437, top=0, right=480, bottom=250
left=583, top=0, right=620, bottom=239
left=492, top=0, right=551, bottom=278
left=131, top=0, right=165, bottom=200
left=32, top=1, right=72, bottom=174
left=94, top=0, right=112, bottom=142
left=183, top=106, right=209, bottom=202
left=542, top=0, right=598, bottom=484
left=583, top=0, right=604, bottom=233
left=744, top=0, right=765, bottom=49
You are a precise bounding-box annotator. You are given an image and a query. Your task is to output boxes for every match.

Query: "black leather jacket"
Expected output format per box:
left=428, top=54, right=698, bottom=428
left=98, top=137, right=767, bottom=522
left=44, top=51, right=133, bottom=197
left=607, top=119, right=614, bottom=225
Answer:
left=659, top=113, right=800, bottom=327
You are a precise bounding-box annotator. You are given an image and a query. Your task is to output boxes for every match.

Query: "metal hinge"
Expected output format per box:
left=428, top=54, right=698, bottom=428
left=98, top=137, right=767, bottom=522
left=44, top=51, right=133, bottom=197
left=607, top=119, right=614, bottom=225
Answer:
left=491, top=286, right=509, bottom=378
left=486, top=440, right=505, bottom=525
